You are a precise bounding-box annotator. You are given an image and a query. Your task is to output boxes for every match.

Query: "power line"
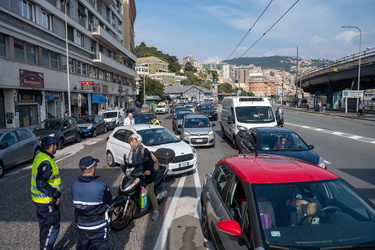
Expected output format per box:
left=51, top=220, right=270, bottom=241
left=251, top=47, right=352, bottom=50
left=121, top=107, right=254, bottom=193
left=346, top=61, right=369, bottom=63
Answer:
left=226, top=0, right=274, bottom=61
left=232, top=0, right=300, bottom=65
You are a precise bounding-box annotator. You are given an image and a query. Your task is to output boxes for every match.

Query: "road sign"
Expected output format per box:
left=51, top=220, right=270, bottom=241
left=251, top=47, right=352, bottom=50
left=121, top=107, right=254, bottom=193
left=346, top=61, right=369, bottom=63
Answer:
left=342, top=90, right=363, bottom=98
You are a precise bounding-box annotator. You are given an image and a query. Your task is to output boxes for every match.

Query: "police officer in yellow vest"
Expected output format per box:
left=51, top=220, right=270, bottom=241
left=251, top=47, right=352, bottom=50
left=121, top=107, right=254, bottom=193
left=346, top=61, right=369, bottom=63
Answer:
left=151, top=117, right=161, bottom=125
left=31, top=136, right=62, bottom=250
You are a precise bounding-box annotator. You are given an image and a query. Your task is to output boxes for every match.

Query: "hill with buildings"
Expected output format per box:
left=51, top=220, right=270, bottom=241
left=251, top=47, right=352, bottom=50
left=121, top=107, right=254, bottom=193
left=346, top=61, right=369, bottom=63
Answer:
left=223, top=56, right=330, bottom=72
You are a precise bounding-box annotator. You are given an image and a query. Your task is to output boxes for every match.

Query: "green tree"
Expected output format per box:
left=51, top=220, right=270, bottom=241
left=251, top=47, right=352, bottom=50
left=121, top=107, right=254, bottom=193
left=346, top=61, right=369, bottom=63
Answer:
left=138, top=76, right=165, bottom=103
left=184, top=62, right=197, bottom=73
left=207, top=70, right=219, bottom=82
left=218, top=83, right=234, bottom=93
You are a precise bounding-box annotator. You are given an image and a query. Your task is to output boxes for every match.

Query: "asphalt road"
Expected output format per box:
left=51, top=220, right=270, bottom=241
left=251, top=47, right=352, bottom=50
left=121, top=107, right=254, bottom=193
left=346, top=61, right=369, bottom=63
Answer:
left=0, top=109, right=374, bottom=250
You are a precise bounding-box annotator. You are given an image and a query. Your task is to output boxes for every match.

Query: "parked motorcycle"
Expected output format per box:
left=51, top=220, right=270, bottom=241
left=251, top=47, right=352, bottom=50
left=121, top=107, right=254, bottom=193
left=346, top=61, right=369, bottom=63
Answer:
left=109, top=148, right=175, bottom=231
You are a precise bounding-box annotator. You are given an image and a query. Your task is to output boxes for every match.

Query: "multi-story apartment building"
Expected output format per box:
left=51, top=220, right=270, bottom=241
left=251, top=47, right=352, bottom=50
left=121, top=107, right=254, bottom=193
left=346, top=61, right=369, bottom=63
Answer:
left=0, top=0, right=137, bottom=128
left=135, top=56, right=186, bottom=87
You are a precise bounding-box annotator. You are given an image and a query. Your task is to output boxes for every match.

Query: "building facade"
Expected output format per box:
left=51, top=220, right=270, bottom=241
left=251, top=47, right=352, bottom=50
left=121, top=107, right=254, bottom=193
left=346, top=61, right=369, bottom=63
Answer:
left=0, top=0, right=137, bottom=128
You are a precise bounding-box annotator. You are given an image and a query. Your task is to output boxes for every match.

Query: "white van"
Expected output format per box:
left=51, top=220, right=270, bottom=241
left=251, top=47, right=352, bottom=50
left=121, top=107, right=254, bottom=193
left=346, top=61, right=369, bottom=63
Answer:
left=102, top=109, right=125, bottom=129
left=220, top=97, right=276, bottom=149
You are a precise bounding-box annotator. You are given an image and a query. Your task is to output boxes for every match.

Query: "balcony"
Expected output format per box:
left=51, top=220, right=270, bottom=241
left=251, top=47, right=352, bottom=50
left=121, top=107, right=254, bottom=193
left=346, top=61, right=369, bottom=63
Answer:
left=93, top=53, right=137, bottom=78
left=92, top=26, right=136, bottom=61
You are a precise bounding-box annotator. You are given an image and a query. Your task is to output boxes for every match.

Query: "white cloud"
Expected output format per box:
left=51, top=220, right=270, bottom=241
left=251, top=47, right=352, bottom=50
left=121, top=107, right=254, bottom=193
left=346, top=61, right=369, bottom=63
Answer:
left=336, top=31, right=359, bottom=44
left=310, top=36, right=326, bottom=44
left=204, top=56, right=222, bottom=64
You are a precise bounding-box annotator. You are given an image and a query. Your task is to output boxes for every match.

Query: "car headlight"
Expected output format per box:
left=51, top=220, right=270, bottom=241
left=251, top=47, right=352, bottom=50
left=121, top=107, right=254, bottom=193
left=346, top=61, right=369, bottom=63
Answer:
left=124, top=177, right=140, bottom=192
left=49, top=133, right=55, bottom=137
left=191, top=146, right=196, bottom=154
left=112, top=118, right=116, bottom=122
left=318, top=157, right=326, bottom=169
left=237, top=125, right=248, bottom=132
left=208, top=130, right=214, bottom=135
left=88, top=125, right=93, bottom=129
left=184, top=131, right=190, bottom=136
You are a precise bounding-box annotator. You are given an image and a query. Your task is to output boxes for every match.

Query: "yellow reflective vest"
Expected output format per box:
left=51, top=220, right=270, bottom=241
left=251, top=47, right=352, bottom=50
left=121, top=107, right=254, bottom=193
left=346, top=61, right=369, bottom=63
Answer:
left=153, top=119, right=161, bottom=125
left=30, top=152, right=62, bottom=204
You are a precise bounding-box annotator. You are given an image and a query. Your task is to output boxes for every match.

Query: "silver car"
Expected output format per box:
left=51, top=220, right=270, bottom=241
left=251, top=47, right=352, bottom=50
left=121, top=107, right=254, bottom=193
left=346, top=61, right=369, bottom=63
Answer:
left=181, top=114, right=216, bottom=147
left=0, top=128, right=41, bottom=177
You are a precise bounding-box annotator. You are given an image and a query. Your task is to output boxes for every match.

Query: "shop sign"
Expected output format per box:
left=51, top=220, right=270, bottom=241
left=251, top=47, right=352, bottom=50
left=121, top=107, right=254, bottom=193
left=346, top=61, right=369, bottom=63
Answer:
left=93, top=82, right=101, bottom=92
left=81, top=81, right=94, bottom=90
left=20, top=94, right=35, bottom=102
left=45, top=92, right=60, bottom=101
left=19, top=69, right=44, bottom=88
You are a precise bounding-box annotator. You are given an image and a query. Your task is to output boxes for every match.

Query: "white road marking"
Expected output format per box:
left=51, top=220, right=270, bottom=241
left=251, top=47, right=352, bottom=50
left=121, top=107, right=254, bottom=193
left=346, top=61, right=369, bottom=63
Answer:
left=154, top=175, right=186, bottom=250
left=285, top=122, right=375, bottom=145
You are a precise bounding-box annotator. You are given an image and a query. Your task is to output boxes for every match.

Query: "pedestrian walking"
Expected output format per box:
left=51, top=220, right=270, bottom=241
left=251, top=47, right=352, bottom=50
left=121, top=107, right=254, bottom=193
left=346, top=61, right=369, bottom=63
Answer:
left=71, top=156, right=112, bottom=250
left=30, top=136, right=62, bottom=250
left=124, top=112, right=135, bottom=125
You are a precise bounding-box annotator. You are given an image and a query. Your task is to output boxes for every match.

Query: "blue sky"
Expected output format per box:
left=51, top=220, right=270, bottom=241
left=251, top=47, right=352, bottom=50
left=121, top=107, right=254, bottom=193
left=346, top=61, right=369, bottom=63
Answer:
left=134, top=0, right=375, bottom=64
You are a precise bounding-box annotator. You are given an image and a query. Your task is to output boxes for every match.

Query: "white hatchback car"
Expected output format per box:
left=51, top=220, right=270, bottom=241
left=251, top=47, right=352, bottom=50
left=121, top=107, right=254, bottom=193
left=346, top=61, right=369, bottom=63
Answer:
left=105, top=124, right=197, bottom=175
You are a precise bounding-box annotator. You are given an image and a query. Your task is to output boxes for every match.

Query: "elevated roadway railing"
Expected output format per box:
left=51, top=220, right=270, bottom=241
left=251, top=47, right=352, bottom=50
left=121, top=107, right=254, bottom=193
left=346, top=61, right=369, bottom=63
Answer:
left=302, top=47, right=375, bottom=79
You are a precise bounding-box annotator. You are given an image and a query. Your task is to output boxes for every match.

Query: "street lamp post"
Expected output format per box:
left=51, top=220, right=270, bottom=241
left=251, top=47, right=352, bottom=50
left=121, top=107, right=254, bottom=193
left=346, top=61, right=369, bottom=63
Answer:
left=64, top=0, right=71, bottom=117
left=341, top=26, right=362, bottom=113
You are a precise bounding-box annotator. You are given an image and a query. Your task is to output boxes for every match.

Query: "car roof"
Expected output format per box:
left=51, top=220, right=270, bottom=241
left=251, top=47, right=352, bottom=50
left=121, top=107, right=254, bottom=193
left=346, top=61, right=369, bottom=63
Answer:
left=219, top=154, right=339, bottom=183
left=114, top=124, right=161, bottom=131
left=185, top=114, right=208, bottom=118
left=251, top=127, right=294, bottom=133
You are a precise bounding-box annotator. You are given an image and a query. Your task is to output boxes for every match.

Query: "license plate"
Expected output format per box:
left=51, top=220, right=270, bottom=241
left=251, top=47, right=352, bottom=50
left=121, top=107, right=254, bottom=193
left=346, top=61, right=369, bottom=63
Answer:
left=179, top=162, right=190, bottom=168
left=195, top=139, right=204, bottom=142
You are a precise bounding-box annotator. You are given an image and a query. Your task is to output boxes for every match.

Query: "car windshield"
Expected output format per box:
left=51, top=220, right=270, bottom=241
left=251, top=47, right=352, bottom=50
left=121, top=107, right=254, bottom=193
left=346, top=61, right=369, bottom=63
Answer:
left=236, top=106, right=275, bottom=123
left=259, top=132, right=309, bottom=151
left=35, top=120, right=60, bottom=130
left=251, top=179, right=375, bottom=248
left=177, top=113, right=191, bottom=119
left=138, top=128, right=180, bottom=146
left=134, top=115, right=153, bottom=124
left=201, top=106, right=215, bottom=111
left=103, top=112, right=117, bottom=118
left=157, top=105, right=166, bottom=108
left=184, top=118, right=210, bottom=128
left=76, top=116, right=94, bottom=124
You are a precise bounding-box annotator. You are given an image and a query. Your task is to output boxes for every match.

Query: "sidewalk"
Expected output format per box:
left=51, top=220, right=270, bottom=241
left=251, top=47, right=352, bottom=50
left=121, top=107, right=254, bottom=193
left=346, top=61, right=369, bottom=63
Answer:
left=280, top=106, right=375, bottom=122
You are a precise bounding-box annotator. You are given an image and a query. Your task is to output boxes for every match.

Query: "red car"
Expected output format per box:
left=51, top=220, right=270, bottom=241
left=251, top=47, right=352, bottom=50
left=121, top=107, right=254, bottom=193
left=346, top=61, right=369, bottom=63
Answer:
left=200, top=154, right=375, bottom=249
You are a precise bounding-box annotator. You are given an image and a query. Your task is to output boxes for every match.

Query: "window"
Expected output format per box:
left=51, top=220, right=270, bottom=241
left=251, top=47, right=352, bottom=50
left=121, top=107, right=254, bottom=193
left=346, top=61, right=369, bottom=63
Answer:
left=106, top=6, right=110, bottom=21
left=76, top=32, right=84, bottom=46
left=20, top=0, right=35, bottom=22
left=213, top=164, right=232, bottom=199
left=60, top=0, right=70, bottom=16
left=96, top=0, right=102, bottom=13
left=69, top=58, right=74, bottom=73
left=40, top=9, right=52, bottom=31
left=106, top=72, right=112, bottom=81
left=2, top=131, right=18, bottom=146
left=0, top=34, right=6, bottom=57
left=98, top=69, right=104, bottom=80
left=42, top=49, right=58, bottom=69
left=16, top=129, right=32, bottom=141
left=61, top=55, right=67, bottom=72
left=77, top=62, right=87, bottom=76
left=14, top=39, right=36, bottom=64
left=225, top=179, right=246, bottom=223
left=67, top=25, right=74, bottom=42
left=89, top=66, right=96, bottom=78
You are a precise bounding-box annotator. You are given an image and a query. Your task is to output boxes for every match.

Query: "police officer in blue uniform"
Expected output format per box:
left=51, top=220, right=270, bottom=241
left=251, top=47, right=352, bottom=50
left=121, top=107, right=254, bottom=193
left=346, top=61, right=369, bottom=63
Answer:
left=71, top=156, right=112, bottom=249
left=31, top=136, right=62, bottom=250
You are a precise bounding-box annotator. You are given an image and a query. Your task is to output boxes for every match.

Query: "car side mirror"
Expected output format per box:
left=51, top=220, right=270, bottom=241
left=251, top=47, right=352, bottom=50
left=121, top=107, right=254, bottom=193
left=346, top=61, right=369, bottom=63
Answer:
left=218, top=220, right=242, bottom=236
left=308, top=145, right=314, bottom=150
left=228, top=116, right=234, bottom=124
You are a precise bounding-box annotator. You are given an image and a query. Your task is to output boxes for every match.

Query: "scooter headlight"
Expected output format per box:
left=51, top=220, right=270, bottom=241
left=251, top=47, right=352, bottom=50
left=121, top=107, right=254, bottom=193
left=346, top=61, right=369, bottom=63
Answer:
left=124, top=178, right=140, bottom=192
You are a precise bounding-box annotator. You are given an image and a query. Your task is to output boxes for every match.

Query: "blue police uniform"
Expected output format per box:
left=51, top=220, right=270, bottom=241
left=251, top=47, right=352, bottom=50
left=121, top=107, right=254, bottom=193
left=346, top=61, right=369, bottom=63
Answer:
left=71, top=156, right=112, bottom=249
left=31, top=137, right=61, bottom=250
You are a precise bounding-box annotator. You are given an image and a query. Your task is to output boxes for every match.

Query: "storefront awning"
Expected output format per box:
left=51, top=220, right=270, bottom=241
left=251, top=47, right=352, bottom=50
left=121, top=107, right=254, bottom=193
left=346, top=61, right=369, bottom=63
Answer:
left=92, top=94, right=107, bottom=103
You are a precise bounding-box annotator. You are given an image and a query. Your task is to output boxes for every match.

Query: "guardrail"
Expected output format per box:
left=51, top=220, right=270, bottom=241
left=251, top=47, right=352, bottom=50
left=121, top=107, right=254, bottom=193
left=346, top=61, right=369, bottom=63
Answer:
left=303, top=47, right=375, bottom=79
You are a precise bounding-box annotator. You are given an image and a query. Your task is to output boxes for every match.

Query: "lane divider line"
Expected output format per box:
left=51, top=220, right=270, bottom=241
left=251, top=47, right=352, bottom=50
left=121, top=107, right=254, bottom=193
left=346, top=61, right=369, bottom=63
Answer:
left=154, top=174, right=186, bottom=250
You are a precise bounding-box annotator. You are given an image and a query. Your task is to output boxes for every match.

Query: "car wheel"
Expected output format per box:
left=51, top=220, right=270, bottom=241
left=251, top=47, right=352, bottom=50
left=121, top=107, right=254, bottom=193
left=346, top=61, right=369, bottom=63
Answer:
left=200, top=197, right=211, bottom=240
left=57, top=138, right=64, bottom=150
left=106, top=151, right=117, bottom=167
left=0, top=162, right=4, bottom=178
left=232, top=135, right=238, bottom=149
left=93, top=129, right=97, bottom=137
left=75, top=133, right=81, bottom=142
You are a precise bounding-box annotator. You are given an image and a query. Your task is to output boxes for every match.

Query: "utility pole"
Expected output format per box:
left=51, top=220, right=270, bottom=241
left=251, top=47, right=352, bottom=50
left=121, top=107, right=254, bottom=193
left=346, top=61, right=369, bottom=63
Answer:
left=295, top=46, right=299, bottom=107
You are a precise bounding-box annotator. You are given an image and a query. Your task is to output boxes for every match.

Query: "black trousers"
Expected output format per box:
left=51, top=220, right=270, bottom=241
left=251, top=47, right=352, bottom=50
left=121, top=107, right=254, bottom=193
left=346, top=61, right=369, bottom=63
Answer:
left=76, top=224, right=109, bottom=250
left=34, top=203, right=60, bottom=250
